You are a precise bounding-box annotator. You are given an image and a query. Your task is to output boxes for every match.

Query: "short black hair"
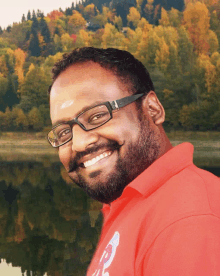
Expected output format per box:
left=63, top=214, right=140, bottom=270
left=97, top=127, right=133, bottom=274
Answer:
left=49, top=47, right=154, bottom=98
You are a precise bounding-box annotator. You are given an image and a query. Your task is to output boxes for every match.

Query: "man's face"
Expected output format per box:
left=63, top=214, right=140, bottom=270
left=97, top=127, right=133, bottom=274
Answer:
left=50, top=62, right=161, bottom=203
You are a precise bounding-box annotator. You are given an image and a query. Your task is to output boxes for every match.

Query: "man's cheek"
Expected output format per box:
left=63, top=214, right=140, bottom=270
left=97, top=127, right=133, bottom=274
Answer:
left=59, top=148, right=72, bottom=170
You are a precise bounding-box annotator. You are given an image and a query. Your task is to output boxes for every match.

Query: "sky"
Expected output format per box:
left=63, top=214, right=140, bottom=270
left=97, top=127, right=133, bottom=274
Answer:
left=0, top=0, right=78, bottom=29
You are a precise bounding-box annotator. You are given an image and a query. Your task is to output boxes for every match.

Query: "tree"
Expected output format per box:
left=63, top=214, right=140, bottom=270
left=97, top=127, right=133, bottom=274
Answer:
left=84, top=4, right=95, bottom=19
left=54, top=34, right=63, bottom=53
left=144, top=0, right=154, bottom=23
left=159, top=7, right=170, bottom=26
left=3, top=74, right=19, bottom=110
left=114, top=16, right=123, bottom=31
left=28, top=107, right=44, bottom=131
left=208, top=30, right=219, bottom=54
left=177, top=26, right=194, bottom=74
left=183, top=1, right=210, bottom=54
left=29, top=33, right=41, bottom=57
left=12, top=107, right=28, bottom=130
left=102, top=23, right=118, bottom=48
left=0, top=74, right=8, bottom=111
left=47, top=10, right=64, bottom=21
left=127, top=7, right=141, bottom=28
left=19, top=65, right=50, bottom=112
left=21, top=14, right=26, bottom=23
left=155, top=37, right=170, bottom=72
left=61, top=33, right=74, bottom=52
left=14, top=48, right=26, bottom=84
left=6, top=26, right=12, bottom=32
left=168, top=8, right=182, bottom=27
left=68, top=11, right=87, bottom=34
left=0, top=26, right=3, bottom=34
left=39, top=16, right=51, bottom=44
left=27, top=10, right=31, bottom=21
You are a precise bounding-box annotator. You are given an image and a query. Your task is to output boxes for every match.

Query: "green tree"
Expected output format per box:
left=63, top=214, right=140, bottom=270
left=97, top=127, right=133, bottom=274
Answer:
left=39, top=15, right=51, bottom=44
left=19, top=65, right=50, bottom=112
left=3, top=74, right=19, bottom=110
left=0, top=74, right=8, bottom=111
left=22, top=14, right=26, bottom=23
left=29, top=12, right=41, bottom=56
left=27, top=10, right=31, bottom=21
left=177, top=26, right=194, bottom=74
left=29, top=33, right=41, bottom=57
left=11, top=107, right=29, bottom=130
left=28, top=107, right=44, bottom=131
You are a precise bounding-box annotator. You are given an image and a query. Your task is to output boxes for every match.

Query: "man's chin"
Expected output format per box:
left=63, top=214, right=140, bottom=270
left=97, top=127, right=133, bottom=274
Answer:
left=68, top=163, right=129, bottom=204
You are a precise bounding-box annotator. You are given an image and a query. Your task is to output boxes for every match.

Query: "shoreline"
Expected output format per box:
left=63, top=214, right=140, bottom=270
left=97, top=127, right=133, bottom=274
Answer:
left=0, top=131, right=220, bottom=165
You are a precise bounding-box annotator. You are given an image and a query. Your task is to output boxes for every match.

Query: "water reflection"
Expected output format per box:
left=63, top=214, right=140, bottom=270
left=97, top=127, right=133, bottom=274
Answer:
left=0, top=161, right=102, bottom=276
left=0, top=158, right=219, bottom=275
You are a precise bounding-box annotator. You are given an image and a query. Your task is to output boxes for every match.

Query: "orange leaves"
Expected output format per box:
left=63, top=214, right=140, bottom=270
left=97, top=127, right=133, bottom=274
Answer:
left=47, top=10, right=64, bottom=21
left=183, top=1, right=210, bottom=54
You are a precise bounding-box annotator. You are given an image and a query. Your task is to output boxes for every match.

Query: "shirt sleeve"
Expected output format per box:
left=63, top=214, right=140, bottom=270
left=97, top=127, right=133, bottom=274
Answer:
left=140, top=215, right=220, bottom=276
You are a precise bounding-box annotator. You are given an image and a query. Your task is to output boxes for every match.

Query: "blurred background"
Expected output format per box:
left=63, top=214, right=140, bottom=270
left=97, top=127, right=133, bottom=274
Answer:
left=0, top=0, right=219, bottom=274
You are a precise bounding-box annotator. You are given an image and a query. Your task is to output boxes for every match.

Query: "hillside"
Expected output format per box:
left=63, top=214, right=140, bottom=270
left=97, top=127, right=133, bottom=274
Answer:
left=0, top=0, right=219, bottom=132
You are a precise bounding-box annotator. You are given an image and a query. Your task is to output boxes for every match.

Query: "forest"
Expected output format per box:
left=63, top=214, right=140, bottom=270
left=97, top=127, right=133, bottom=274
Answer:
left=0, top=0, right=219, bottom=132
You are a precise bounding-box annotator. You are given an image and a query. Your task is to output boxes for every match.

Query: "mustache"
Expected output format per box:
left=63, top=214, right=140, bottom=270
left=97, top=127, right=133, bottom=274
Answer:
left=68, top=140, right=121, bottom=172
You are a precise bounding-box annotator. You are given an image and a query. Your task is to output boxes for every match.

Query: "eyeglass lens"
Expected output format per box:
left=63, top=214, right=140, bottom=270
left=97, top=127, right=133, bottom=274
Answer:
left=48, top=105, right=111, bottom=147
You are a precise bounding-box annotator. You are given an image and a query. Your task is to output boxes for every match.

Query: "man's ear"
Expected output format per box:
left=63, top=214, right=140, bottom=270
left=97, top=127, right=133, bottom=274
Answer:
left=142, top=91, right=165, bottom=125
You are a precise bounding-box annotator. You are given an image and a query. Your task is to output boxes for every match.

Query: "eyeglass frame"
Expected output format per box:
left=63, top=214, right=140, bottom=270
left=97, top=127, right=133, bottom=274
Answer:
left=48, top=93, right=144, bottom=148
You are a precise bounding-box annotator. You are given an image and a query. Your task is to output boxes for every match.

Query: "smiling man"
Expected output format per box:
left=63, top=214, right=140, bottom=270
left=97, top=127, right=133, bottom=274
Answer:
left=48, top=47, right=220, bottom=276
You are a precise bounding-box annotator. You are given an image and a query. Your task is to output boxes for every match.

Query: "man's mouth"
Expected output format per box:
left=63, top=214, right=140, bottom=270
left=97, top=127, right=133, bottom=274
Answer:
left=81, top=150, right=112, bottom=168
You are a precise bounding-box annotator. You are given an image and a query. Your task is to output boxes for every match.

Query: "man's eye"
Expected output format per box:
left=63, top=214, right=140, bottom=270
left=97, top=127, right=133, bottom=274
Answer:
left=89, top=112, right=108, bottom=124
left=57, top=128, right=71, bottom=139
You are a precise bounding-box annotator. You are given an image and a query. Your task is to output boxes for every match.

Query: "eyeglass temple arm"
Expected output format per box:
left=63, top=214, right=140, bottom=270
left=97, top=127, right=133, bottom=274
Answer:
left=110, top=93, right=144, bottom=110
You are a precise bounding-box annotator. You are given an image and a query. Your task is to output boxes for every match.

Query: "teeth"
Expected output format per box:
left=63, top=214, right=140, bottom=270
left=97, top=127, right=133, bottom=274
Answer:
left=84, top=151, right=111, bottom=168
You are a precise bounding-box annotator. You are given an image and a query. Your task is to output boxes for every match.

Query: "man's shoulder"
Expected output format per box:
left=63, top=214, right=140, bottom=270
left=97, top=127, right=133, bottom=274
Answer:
left=150, top=164, right=220, bottom=226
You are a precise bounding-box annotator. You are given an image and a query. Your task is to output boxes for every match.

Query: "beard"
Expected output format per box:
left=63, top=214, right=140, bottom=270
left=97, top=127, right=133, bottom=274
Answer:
left=68, top=114, right=161, bottom=204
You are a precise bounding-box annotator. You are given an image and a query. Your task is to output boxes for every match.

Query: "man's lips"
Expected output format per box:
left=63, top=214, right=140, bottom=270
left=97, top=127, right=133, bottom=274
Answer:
left=81, top=150, right=112, bottom=168
left=68, top=141, right=121, bottom=173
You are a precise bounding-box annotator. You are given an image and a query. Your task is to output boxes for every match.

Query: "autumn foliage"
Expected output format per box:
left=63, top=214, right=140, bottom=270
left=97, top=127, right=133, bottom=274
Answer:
left=0, top=0, right=219, bottom=131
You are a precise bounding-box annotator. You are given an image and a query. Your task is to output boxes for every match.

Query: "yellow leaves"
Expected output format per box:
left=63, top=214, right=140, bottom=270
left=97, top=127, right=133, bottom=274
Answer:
left=78, top=29, right=92, bottom=47
left=127, top=7, right=141, bottom=28
left=84, top=4, right=95, bottom=17
left=102, top=23, right=118, bottom=48
left=61, top=33, right=74, bottom=52
left=68, top=11, right=86, bottom=28
left=183, top=1, right=210, bottom=54
left=155, top=37, right=170, bottom=72
left=159, top=7, right=170, bottom=26
left=208, top=30, right=219, bottom=54
left=114, top=15, right=123, bottom=31
left=197, top=54, right=216, bottom=92
left=163, top=88, right=174, bottom=99
left=27, top=63, right=35, bottom=76
left=137, top=17, right=152, bottom=33
left=38, top=33, right=45, bottom=50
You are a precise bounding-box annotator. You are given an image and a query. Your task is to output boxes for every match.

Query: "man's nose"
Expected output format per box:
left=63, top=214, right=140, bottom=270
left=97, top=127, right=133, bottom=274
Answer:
left=71, top=124, right=99, bottom=152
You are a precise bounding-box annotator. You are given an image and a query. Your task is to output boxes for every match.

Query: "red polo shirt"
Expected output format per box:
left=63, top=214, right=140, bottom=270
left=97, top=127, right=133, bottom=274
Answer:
left=87, top=143, right=220, bottom=276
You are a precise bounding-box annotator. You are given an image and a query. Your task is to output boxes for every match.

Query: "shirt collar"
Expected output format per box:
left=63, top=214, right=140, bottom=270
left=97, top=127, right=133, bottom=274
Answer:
left=126, top=142, right=194, bottom=197
left=102, top=143, right=194, bottom=213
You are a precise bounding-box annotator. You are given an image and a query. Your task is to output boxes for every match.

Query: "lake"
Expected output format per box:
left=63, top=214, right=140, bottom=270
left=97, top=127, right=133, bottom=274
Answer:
left=0, top=140, right=219, bottom=275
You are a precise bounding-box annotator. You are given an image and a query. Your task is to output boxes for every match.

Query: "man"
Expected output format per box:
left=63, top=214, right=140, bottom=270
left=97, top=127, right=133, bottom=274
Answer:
left=48, top=47, right=220, bottom=275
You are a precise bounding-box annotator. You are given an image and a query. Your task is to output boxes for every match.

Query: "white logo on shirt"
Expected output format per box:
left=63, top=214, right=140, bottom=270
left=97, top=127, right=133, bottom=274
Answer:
left=92, top=231, right=120, bottom=276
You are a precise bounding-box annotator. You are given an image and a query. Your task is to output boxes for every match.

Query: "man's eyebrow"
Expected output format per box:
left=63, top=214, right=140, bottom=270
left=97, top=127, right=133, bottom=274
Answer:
left=52, top=100, right=108, bottom=128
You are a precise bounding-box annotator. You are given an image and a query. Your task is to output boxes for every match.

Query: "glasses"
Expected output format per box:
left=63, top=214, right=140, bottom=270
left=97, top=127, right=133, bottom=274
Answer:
left=48, top=93, right=144, bottom=148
